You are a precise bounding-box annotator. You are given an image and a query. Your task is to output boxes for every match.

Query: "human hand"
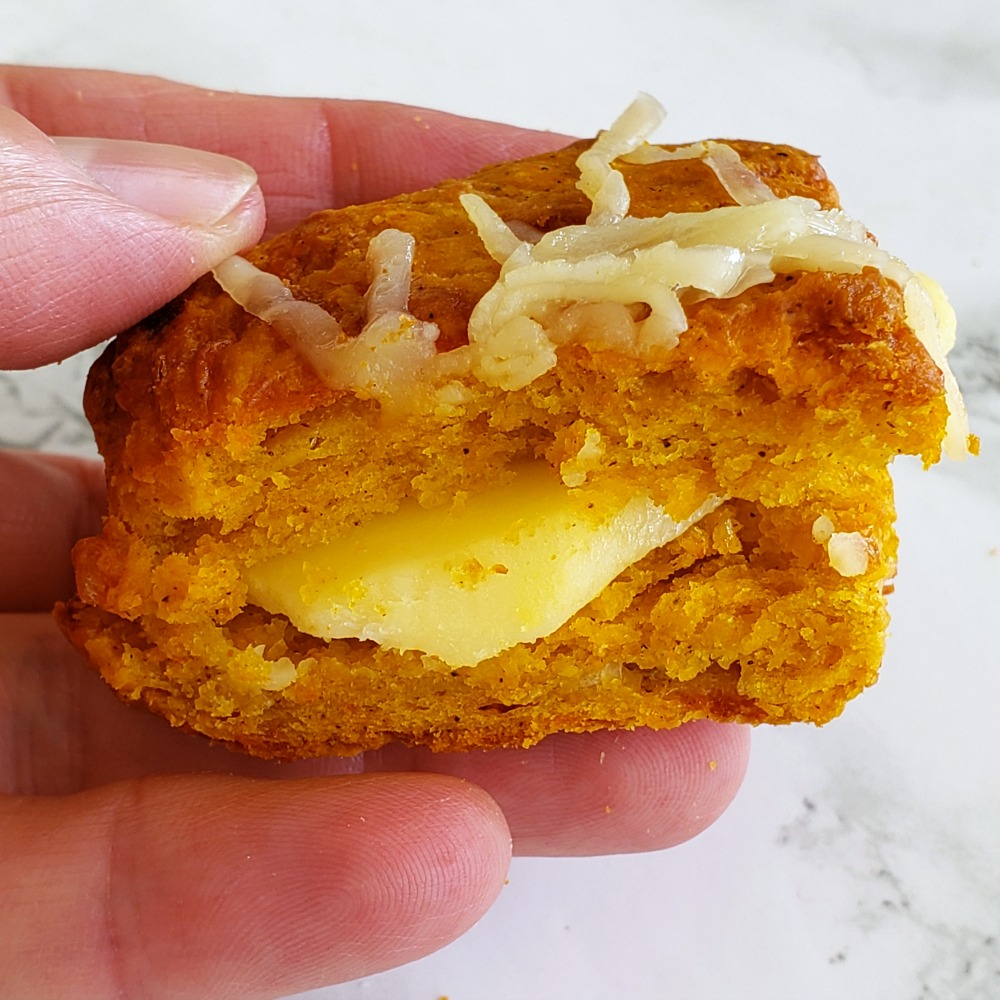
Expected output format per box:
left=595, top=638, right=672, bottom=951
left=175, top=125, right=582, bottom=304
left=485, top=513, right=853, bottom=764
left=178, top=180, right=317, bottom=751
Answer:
left=0, top=66, right=750, bottom=1000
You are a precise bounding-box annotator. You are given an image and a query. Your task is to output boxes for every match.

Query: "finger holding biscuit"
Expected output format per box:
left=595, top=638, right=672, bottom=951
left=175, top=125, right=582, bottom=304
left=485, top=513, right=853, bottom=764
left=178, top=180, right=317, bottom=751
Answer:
left=0, top=68, right=751, bottom=1000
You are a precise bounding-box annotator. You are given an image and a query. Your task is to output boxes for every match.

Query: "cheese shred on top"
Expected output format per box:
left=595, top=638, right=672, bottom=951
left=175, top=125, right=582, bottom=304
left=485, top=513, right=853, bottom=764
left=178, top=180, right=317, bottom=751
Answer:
left=213, top=95, right=971, bottom=459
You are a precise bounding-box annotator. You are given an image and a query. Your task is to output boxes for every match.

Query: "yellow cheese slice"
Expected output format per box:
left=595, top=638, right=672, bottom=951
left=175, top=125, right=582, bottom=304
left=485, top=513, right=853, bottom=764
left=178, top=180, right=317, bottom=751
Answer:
left=244, top=463, right=721, bottom=667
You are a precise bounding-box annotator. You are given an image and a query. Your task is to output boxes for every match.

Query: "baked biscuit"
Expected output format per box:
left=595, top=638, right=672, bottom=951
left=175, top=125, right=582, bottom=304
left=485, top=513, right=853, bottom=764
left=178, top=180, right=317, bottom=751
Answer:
left=56, top=97, right=972, bottom=758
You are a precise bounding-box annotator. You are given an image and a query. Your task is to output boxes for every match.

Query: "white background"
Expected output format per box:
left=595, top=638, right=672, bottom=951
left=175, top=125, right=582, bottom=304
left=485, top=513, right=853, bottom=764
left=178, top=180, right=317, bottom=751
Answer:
left=2, top=2, right=999, bottom=998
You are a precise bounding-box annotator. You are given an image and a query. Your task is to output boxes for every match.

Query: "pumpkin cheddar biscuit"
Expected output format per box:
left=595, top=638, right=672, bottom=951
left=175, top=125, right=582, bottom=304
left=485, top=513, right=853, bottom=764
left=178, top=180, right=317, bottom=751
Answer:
left=56, top=97, right=972, bottom=759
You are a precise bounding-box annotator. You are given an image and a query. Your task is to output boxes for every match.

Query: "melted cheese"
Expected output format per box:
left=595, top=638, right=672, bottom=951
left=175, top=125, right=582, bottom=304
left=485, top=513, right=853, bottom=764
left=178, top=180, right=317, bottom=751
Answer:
left=213, top=230, right=440, bottom=410
left=461, top=98, right=971, bottom=457
left=213, top=96, right=971, bottom=460
left=244, top=463, right=722, bottom=667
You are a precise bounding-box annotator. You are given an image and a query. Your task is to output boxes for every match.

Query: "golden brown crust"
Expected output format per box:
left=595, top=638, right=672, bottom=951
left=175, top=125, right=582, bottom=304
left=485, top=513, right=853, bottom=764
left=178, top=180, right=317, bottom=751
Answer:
left=57, top=137, right=948, bottom=759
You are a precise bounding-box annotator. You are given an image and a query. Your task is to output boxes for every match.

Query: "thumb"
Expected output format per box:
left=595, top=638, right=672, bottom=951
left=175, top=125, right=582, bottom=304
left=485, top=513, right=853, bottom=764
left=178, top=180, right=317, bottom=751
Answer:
left=0, top=106, right=265, bottom=368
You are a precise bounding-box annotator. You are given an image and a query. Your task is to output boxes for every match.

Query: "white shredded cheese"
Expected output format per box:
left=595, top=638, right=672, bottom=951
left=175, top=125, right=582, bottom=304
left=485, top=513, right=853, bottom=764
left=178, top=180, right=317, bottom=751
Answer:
left=365, top=228, right=415, bottom=318
left=623, top=139, right=777, bottom=207
left=462, top=195, right=925, bottom=391
left=813, top=517, right=872, bottom=577
left=213, top=228, right=442, bottom=408
left=212, top=256, right=345, bottom=373
left=576, top=92, right=666, bottom=225
left=902, top=273, right=970, bottom=460
left=458, top=95, right=970, bottom=461
left=702, top=142, right=777, bottom=206
left=213, top=96, right=970, bottom=461
left=459, top=192, right=525, bottom=264
left=560, top=428, right=605, bottom=487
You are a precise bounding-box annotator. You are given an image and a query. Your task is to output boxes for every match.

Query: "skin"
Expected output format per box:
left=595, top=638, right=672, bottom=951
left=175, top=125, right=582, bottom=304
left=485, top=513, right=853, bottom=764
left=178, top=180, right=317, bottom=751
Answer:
left=0, top=66, right=750, bottom=1000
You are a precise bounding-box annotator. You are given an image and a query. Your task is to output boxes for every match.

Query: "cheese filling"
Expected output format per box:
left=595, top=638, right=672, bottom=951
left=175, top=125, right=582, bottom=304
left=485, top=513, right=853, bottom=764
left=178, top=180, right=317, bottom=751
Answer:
left=244, top=463, right=722, bottom=667
left=218, top=98, right=970, bottom=668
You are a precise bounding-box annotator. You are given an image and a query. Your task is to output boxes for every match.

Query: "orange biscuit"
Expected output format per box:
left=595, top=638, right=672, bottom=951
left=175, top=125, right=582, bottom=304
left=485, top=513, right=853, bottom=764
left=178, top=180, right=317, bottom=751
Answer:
left=56, top=104, right=969, bottom=758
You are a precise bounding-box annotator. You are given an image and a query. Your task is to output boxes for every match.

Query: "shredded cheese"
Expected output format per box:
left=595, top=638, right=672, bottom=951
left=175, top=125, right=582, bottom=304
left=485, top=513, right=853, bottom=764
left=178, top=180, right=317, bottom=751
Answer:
left=902, top=272, right=970, bottom=461
left=212, top=256, right=344, bottom=373
left=458, top=97, right=971, bottom=458
left=365, top=228, right=416, bottom=317
left=213, top=95, right=970, bottom=459
left=460, top=192, right=928, bottom=392
left=213, top=230, right=441, bottom=410
left=560, top=427, right=605, bottom=487
left=812, top=516, right=871, bottom=577
left=811, top=514, right=835, bottom=545
left=576, top=93, right=666, bottom=225
left=623, top=139, right=777, bottom=206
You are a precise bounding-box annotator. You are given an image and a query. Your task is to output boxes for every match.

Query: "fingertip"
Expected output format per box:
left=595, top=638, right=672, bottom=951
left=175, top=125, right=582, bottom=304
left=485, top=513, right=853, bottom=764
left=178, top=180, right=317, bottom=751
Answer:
left=0, top=773, right=511, bottom=999
left=391, top=722, right=750, bottom=858
left=53, top=135, right=263, bottom=232
left=52, top=134, right=268, bottom=283
left=0, top=118, right=266, bottom=368
left=514, top=723, right=751, bottom=857
left=114, top=774, right=511, bottom=996
left=638, top=719, right=752, bottom=844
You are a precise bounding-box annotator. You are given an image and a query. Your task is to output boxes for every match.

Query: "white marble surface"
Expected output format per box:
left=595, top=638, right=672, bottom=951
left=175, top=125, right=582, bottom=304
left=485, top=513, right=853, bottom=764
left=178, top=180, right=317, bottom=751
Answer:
left=2, top=1, right=998, bottom=998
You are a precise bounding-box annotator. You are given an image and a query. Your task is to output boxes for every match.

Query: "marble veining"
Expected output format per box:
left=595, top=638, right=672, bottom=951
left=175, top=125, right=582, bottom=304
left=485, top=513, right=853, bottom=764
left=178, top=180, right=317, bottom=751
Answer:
left=776, top=784, right=1000, bottom=999
left=952, top=322, right=1000, bottom=427
left=0, top=348, right=101, bottom=455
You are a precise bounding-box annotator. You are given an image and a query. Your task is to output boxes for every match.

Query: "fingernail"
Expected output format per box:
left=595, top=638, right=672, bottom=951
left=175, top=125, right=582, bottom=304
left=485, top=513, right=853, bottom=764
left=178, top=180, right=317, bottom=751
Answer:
left=52, top=136, right=259, bottom=229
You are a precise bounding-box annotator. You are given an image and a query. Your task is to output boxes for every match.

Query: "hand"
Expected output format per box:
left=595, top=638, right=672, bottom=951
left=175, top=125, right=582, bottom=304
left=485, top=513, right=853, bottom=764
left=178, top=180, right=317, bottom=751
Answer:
left=0, top=66, right=750, bottom=1000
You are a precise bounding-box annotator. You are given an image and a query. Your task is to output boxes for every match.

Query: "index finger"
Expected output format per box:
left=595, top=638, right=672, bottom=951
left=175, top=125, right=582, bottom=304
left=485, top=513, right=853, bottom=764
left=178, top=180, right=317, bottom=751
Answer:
left=0, top=66, right=571, bottom=234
